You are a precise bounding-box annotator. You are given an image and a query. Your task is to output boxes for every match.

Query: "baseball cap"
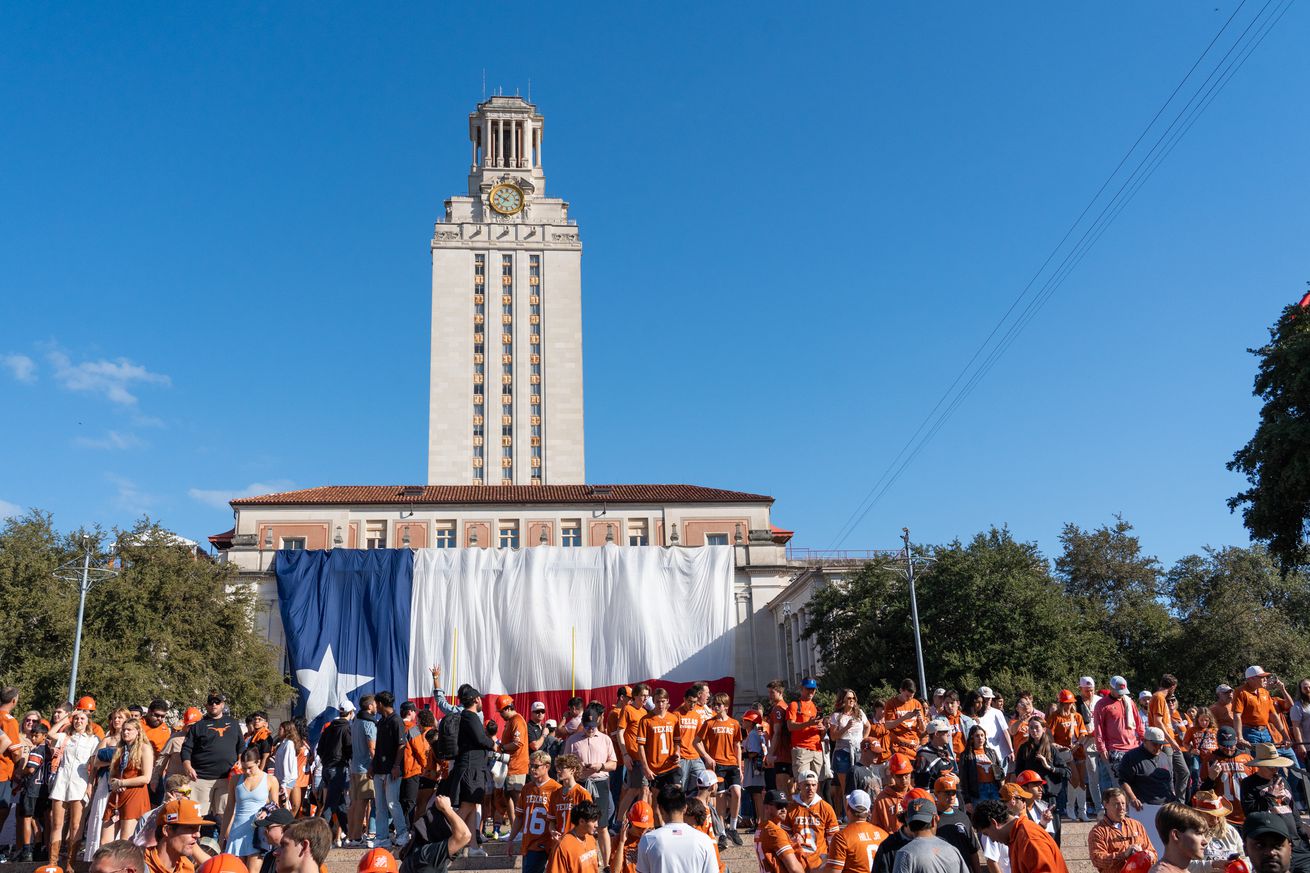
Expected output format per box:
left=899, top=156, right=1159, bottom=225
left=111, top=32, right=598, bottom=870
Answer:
left=927, top=718, right=950, bottom=733
left=198, top=856, right=248, bottom=873
left=1218, top=726, right=1239, bottom=747
left=888, top=753, right=913, bottom=776
left=904, top=796, right=937, bottom=825
left=802, top=678, right=818, bottom=689
left=846, top=790, right=872, bottom=813
left=797, top=769, right=819, bottom=783
left=497, top=695, right=515, bottom=711
left=978, top=686, right=995, bottom=699
left=253, top=808, right=295, bottom=829
left=1245, top=666, right=1270, bottom=680
left=1079, top=676, right=1095, bottom=688
left=1144, top=726, right=1167, bottom=744
left=933, top=688, right=946, bottom=697
left=743, top=709, right=762, bottom=724
left=1015, top=770, right=1045, bottom=786
left=35, top=866, right=64, bottom=873
left=1138, top=690, right=1152, bottom=701
left=1110, top=676, right=1129, bottom=694
left=695, top=769, right=718, bottom=789
left=763, top=789, right=790, bottom=807
left=162, top=797, right=214, bottom=827
left=531, top=701, right=546, bottom=712
left=337, top=698, right=356, bottom=714
left=999, top=782, right=1032, bottom=801
left=906, top=788, right=933, bottom=803
left=618, top=685, right=633, bottom=698
left=1058, top=689, right=1075, bottom=703
left=1217, top=684, right=1233, bottom=695
left=933, top=773, right=960, bottom=793
left=357, top=849, right=399, bottom=873
left=1244, top=812, right=1293, bottom=842
left=581, top=712, right=599, bottom=728
left=545, top=719, right=557, bottom=729
left=627, top=801, right=654, bottom=827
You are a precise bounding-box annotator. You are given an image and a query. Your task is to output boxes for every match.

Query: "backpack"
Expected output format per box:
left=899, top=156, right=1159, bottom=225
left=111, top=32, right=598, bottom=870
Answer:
left=435, top=711, right=461, bottom=761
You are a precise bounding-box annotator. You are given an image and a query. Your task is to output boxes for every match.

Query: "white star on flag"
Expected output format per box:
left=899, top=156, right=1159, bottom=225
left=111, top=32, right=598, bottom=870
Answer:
left=295, top=645, right=372, bottom=725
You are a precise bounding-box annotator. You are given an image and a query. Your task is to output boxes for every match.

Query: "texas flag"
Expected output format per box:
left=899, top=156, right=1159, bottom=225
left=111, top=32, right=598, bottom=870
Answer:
left=276, top=545, right=737, bottom=730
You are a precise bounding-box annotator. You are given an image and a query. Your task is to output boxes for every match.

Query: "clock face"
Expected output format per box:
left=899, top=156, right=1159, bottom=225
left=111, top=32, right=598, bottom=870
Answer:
left=489, top=183, right=525, bottom=216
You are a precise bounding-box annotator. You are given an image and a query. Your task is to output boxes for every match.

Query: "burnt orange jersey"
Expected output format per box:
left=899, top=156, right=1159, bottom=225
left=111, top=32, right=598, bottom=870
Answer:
left=826, top=822, right=889, bottom=873
left=1046, top=711, right=1087, bottom=750
left=0, top=714, right=19, bottom=781
left=518, top=777, right=561, bottom=854
left=863, top=723, right=890, bottom=764
left=883, top=697, right=925, bottom=755
left=1210, top=753, right=1254, bottom=824
left=697, top=716, right=742, bottom=767
left=756, top=820, right=795, bottom=873
left=606, top=706, right=624, bottom=736
left=869, top=787, right=907, bottom=835
left=546, top=832, right=600, bottom=873
left=547, top=782, right=593, bottom=837
left=639, top=711, right=680, bottom=774
left=676, top=703, right=706, bottom=760
left=619, top=704, right=646, bottom=761
left=782, top=798, right=839, bottom=870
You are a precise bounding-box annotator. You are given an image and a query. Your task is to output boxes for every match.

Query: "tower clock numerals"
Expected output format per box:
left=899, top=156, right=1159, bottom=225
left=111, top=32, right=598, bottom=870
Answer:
left=489, top=183, right=525, bottom=216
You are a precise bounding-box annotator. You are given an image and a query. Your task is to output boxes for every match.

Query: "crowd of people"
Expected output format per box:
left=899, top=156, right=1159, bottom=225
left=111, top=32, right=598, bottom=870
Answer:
left=1, top=665, right=1309, bottom=873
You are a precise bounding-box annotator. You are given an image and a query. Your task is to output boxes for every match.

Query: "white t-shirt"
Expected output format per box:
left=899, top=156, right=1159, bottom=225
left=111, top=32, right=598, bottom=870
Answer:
left=981, top=835, right=1011, bottom=873
left=636, top=822, right=718, bottom=873
left=828, top=711, right=869, bottom=752
left=978, top=708, right=1013, bottom=761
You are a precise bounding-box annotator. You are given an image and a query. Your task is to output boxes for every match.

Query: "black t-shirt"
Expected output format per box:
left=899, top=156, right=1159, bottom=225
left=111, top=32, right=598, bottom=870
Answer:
left=182, top=715, right=243, bottom=779
left=527, top=720, right=544, bottom=746
left=1117, top=747, right=1176, bottom=805
left=873, top=828, right=914, bottom=873
left=936, top=809, right=981, bottom=872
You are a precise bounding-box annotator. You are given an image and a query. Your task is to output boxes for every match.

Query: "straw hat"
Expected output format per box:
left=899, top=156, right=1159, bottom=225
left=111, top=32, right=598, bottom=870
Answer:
left=1190, top=790, right=1233, bottom=818
left=1250, top=743, right=1296, bottom=768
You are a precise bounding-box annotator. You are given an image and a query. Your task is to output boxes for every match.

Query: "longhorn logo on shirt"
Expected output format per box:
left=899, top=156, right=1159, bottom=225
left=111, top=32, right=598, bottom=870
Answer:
left=208, top=725, right=231, bottom=736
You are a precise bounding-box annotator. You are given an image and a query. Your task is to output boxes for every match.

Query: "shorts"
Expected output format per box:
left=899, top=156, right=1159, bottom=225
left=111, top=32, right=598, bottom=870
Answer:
left=791, top=747, right=824, bottom=777
left=0, top=782, right=11, bottom=810
left=625, top=766, right=648, bottom=790
left=21, top=792, right=49, bottom=820
left=715, top=766, right=741, bottom=789
left=351, top=772, right=376, bottom=800
left=190, top=777, right=232, bottom=820
left=505, top=774, right=527, bottom=792
left=584, top=778, right=613, bottom=825
left=523, top=849, right=550, bottom=873
left=652, top=770, right=682, bottom=793
left=419, top=776, right=439, bottom=790
left=832, top=749, right=854, bottom=775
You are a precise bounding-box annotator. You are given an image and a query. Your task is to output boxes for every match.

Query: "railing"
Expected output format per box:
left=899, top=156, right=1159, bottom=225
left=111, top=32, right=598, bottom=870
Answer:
left=785, top=547, right=904, bottom=564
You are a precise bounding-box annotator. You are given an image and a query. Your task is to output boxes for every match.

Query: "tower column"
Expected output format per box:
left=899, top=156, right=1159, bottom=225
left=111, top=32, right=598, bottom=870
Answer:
left=511, top=119, right=519, bottom=168
left=523, top=118, right=533, bottom=168
left=483, top=117, right=492, bottom=167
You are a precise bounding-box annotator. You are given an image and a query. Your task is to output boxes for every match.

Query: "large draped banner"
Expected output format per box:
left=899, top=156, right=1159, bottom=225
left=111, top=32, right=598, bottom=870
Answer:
left=276, top=545, right=737, bottom=729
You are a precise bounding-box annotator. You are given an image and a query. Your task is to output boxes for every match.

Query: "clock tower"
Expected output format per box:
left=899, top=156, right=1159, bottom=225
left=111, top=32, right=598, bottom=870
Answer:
left=427, top=96, right=586, bottom=486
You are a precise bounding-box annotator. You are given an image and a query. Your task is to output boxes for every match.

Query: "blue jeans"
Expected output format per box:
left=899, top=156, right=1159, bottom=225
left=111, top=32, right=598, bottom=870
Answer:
left=1243, top=726, right=1274, bottom=746
left=977, top=782, right=1000, bottom=802
left=373, top=774, right=410, bottom=843
left=679, top=758, right=706, bottom=792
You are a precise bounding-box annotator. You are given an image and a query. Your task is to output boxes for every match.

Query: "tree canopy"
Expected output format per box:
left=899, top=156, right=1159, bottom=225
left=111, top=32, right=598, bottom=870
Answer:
left=0, top=511, right=290, bottom=714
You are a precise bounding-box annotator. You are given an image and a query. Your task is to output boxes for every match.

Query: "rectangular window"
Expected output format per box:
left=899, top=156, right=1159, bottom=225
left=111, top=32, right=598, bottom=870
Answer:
left=499, top=522, right=520, bottom=549
left=561, top=520, right=581, bottom=548
left=705, top=533, right=729, bottom=546
left=434, top=522, right=456, bottom=549
left=365, top=521, right=387, bottom=550
left=628, top=519, right=649, bottom=546
left=281, top=537, right=306, bottom=550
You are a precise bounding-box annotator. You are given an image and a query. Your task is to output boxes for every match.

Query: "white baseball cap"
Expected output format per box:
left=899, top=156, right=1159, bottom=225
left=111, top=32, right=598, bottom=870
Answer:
left=978, top=686, right=995, bottom=699
left=928, top=719, right=950, bottom=733
left=1110, top=676, right=1130, bottom=695
left=1217, top=684, right=1233, bottom=694
left=1144, top=726, right=1167, bottom=744
left=1245, top=666, right=1270, bottom=680
left=1079, top=676, right=1095, bottom=688
left=1138, top=690, right=1152, bottom=701
left=846, top=790, right=872, bottom=813
left=695, top=769, right=718, bottom=789
left=337, top=697, right=356, bottom=713
left=797, top=769, right=819, bottom=783
left=531, top=701, right=546, bottom=712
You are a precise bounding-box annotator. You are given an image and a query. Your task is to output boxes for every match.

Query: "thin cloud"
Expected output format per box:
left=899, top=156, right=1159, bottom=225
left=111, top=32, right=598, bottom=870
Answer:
left=47, top=348, right=170, bottom=406
left=106, top=474, right=159, bottom=516
left=0, top=499, right=22, bottom=520
left=188, top=480, right=296, bottom=510
left=2, top=354, right=36, bottom=383
left=74, top=430, right=145, bottom=451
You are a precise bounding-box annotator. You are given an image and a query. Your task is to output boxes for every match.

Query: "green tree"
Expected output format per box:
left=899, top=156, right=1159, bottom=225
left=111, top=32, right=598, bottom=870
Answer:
left=1229, top=299, right=1310, bottom=572
left=0, top=511, right=290, bottom=714
left=1162, top=545, right=1310, bottom=701
left=1055, top=517, right=1177, bottom=691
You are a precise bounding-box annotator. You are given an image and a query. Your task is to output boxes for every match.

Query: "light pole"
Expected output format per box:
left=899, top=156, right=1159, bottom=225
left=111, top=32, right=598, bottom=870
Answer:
left=902, top=527, right=929, bottom=705
left=53, top=535, right=119, bottom=703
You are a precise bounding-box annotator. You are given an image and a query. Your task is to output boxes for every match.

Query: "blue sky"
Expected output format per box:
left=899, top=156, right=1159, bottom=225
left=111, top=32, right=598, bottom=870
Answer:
left=2, top=3, right=1306, bottom=565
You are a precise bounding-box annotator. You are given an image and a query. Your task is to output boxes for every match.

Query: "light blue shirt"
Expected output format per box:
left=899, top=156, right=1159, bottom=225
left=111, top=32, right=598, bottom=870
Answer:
left=350, top=714, right=377, bottom=773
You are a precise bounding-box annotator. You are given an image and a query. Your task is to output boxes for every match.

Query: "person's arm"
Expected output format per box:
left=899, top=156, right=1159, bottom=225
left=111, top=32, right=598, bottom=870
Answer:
left=601, top=734, right=617, bottom=773
left=180, top=725, right=197, bottom=779
left=693, top=735, right=715, bottom=770
left=1093, top=704, right=1109, bottom=759
left=120, top=745, right=154, bottom=788
left=432, top=794, right=470, bottom=855
left=639, top=724, right=655, bottom=780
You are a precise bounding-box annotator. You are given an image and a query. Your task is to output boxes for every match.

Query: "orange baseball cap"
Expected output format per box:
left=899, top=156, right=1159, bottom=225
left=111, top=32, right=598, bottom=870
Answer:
left=358, top=848, right=400, bottom=873
left=933, top=773, right=960, bottom=792
left=1058, top=689, right=1075, bottom=704
left=627, top=800, right=654, bottom=827
left=199, top=855, right=249, bottom=873
left=497, top=695, right=515, bottom=711
left=888, top=753, right=913, bottom=775
left=999, top=782, right=1033, bottom=801
left=161, top=797, right=214, bottom=827
left=742, top=709, right=761, bottom=724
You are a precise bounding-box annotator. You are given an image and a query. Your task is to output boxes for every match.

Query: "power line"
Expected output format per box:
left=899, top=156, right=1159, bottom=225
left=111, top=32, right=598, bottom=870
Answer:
left=827, top=0, right=1294, bottom=549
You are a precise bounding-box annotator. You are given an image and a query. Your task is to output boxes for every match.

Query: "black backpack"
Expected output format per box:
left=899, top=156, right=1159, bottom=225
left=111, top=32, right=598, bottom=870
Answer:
left=435, top=711, right=461, bottom=761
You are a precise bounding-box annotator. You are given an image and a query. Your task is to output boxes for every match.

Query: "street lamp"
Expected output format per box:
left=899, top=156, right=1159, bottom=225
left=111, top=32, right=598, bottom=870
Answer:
left=53, top=535, right=119, bottom=703
left=899, top=528, right=931, bottom=705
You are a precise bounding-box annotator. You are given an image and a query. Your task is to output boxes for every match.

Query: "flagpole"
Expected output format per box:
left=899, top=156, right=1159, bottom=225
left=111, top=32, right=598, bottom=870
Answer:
left=571, top=626, right=576, bottom=696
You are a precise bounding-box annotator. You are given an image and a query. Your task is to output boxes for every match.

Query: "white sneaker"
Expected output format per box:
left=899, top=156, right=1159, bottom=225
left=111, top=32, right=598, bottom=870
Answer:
left=363, top=838, right=376, bottom=849
left=466, top=847, right=488, bottom=858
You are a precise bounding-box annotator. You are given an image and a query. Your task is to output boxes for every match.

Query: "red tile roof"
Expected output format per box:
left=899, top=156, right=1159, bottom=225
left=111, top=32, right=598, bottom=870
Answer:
left=229, top=483, right=774, bottom=507
left=208, top=528, right=235, bottom=549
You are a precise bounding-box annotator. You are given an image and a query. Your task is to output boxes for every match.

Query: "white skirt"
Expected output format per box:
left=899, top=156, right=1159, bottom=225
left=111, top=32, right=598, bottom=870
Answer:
left=82, top=776, right=110, bottom=860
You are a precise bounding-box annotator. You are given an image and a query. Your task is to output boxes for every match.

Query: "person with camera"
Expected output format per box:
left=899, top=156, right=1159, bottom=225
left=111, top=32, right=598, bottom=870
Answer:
left=789, top=679, right=826, bottom=782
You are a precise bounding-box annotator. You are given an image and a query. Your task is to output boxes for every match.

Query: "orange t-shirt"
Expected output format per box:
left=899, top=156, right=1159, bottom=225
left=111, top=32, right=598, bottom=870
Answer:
left=945, top=713, right=967, bottom=756
left=870, top=787, right=907, bottom=834
left=1233, top=687, right=1287, bottom=732
left=782, top=797, right=840, bottom=869
left=143, top=722, right=171, bottom=756
left=1148, top=692, right=1180, bottom=746
left=402, top=728, right=428, bottom=779
left=1007, top=816, right=1069, bottom=873
left=768, top=703, right=792, bottom=756
left=863, top=723, right=890, bottom=764
left=518, top=777, right=560, bottom=854
left=618, top=704, right=646, bottom=761
left=503, top=713, right=529, bottom=776
left=675, top=704, right=706, bottom=760
left=547, top=782, right=593, bottom=837
left=545, top=832, right=600, bottom=873
left=883, top=697, right=925, bottom=754
left=639, top=711, right=680, bottom=774
left=145, top=847, right=196, bottom=873
left=605, top=706, right=623, bottom=737
left=0, top=713, right=19, bottom=781
left=756, top=820, right=796, bottom=873
left=787, top=700, right=822, bottom=752
left=1047, top=711, right=1087, bottom=753
left=826, top=821, right=889, bottom=873
left=90, top=722, right=106, bottom=740
left=697, top=716, right=742, bottom=767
